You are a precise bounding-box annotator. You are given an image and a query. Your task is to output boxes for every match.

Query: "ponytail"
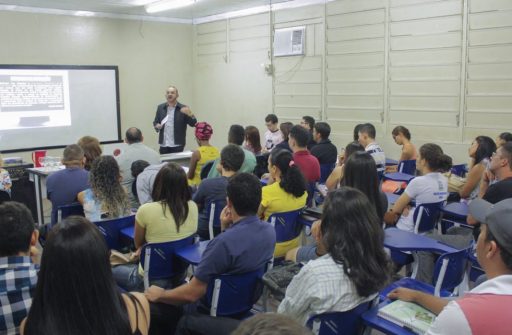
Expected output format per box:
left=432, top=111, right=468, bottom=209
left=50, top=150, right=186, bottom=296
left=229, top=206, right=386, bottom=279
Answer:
left=270, top=149, right=307, bottom=198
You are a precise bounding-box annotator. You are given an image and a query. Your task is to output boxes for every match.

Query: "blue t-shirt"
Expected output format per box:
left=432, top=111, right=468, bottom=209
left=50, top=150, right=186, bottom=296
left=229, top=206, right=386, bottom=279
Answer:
left=46, top=167, right=89, bottom=225
left=194, top=215, right=276, bottom=284
left=192, top=176, right=229, bottom=238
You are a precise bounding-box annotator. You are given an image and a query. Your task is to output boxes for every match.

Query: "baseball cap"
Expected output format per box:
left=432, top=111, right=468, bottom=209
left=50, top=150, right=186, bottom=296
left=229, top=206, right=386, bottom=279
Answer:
left=469, top=198, right=512, bottom=254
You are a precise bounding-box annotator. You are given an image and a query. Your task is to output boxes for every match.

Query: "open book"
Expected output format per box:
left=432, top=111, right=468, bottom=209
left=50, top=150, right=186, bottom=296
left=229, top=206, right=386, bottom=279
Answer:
left=378, top=300, right=436, bottom=334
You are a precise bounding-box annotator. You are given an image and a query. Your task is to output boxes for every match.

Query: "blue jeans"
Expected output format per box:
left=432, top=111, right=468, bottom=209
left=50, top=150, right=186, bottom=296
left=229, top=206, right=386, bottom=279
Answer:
left=112, top=263, right=186, bottom=292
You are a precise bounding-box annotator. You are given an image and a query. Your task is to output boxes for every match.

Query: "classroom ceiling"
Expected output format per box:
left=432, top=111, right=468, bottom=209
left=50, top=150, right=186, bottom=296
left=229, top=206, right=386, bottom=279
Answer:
left=0, top=0, right=296, bottom=19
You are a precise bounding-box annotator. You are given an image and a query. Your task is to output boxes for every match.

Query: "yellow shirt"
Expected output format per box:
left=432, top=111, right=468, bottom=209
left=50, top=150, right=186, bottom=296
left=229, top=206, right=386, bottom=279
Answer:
left=188, top=146, right=220, bottom=186
left=136, top=200, right=198, bottom=243
left=261, top=182, right=307, bottom=257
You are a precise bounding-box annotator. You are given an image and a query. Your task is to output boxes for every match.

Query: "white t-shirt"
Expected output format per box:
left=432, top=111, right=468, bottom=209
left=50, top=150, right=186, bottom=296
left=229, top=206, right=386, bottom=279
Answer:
left=264, top=129, right=283, bottom=151
left=396, top=172, right=448, bottom=232
left=365, top=142, right=386, bottom=174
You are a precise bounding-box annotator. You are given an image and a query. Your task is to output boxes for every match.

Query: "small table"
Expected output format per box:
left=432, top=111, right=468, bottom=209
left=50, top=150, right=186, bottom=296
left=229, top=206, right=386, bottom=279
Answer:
left=26, top=166, right=64, bottom=226
left=386, top=158, right=399, bottom=166
left=175, top=240, right=210, bottom=266
left=383, top=172, right=415, bottom=183
left=441, top=202, right=468, bottom=220
left=385, top=192, right=400, bottom=206
left=384, top=228, right=458, bottom=254
left=362, top=300, right=416, bottom=335
left=160, top=151, right=193, bottom=166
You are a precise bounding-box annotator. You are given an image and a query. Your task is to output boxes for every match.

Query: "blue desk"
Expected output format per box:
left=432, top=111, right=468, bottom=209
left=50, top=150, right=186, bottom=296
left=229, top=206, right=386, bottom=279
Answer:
left=175, top=240, right=210, bottom=266
left=385, top=192, right=400, bottom=205
left=384, top=228, right=458, bottom=254
left=384, top=172, right=415, bottom=183
left=362, top=300, right=416, bottom=335
left=441, top=202, right=468, bottom=220
left=386, top=158, right=399, bottom=166
left=120, top=226, right=134, bottom=240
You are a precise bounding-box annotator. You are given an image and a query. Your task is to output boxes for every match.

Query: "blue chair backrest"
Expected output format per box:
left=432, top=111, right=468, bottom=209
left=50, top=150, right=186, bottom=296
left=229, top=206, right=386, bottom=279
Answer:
left=268, top=209, right=303, bottom=243
left=204, top=263, right=268, bottom=317
left=57, top=202, right=84, bottom=223
left=94, top=215, right=135, bottom=250
left=451, top=164, right=467, bottom=177
left=398, top=160, right=416, bottom=175
left=432, top=247, right=470, bottom=296
left=306, top=182, right=316, bottom=207
left=319, top=163, right=336, bottom=184
left=200, top=160, right=216, bottom=180
left=306, top=301, right=372, bottom=335
left=140, top=236, right=195, bottom=288
left=206, top=199, right=226, bottom=240
left=413, top=201, right=444, bottom=234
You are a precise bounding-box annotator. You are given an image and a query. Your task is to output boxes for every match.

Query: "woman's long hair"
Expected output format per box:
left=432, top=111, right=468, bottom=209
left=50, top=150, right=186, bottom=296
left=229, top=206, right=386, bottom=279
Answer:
left=270, top=149, right=306, bottom=198
left=419, top=143, right=452, bottom=173
left=321, top=187, right=392, bottom=297
left=151, top=162, right=191, bottom=232
left=342, top=152, right=384, bottom=219
left=89, top=156, right=129, bottom=218
left=24, top=216, right=132, bottom=335
left=473, top=136, right=496, bottom=166
left=245, top=126, right=262, bottom=154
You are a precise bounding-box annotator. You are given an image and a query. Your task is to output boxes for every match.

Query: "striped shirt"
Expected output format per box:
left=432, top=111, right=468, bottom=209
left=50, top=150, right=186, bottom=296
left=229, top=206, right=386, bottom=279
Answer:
left=278, top=254, right=376, bottom=325
left=0, top=256, right=38, bottom=335
left=365, top=142, right=386, bottom=175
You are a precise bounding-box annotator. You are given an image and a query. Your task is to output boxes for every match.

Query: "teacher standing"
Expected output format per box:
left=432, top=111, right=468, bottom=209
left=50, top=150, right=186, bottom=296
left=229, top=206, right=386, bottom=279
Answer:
left=153, top=85, right=197, bottom=154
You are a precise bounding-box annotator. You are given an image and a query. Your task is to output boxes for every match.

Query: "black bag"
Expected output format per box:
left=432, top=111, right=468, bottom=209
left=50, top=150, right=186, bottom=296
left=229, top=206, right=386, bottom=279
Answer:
left=262, top=261, right=303, bottom=301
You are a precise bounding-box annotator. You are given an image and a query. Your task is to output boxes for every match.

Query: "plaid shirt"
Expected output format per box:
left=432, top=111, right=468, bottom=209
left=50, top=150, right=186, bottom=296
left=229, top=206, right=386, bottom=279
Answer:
left=0, top=256, right=38, bottom=335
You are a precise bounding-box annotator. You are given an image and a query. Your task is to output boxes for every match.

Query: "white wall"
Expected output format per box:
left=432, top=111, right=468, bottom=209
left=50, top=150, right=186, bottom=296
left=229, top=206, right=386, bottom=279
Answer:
left=192, top=0, right=512, bottom=164
left=0, top=11, right=193, bottom=162
left=2, top=0, right=511, bottom=165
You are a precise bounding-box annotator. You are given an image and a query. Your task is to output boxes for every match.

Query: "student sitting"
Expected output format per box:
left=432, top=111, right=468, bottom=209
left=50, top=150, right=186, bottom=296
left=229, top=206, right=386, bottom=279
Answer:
left=288, top=125, right=320, bottom=184
left=288, top=151, right=387, bottom=263
left=274, top=122, right=294, bottom=153
left=496, top=132, right=512, bottom=148
left=357, top=123, right=386, bottom=177
left=207, top=124, right=257, bottom=179
left=387, top=198, right=512, bottom=335
left=278, top=187, right=393, bottom=325
left=258, top=149, right=307, bottom=258
left=243, top=125, right=263, bottom=155
left=387, top=126, right=417, bottom=173
left=21, top=216, right=150, bottom=335
left=263, top=114, right=283, bottom=152
left=0, top=202, right=39, bottom=335
left=187, top=122, right=219, bottom=187
left=78, top=155, right=130, bottom=221
left=384, top=143, right=451, bottom=232
left=193, top=144, right=245, bottom=240
left=113, top=163, right=198, bottom=291
left=459, top=136, right=495, bottom=201
left=325, top=141, right=365, bottom=191
left=145, top=173, right=275, bottom=332
left=46, top=144, right=89, bottom=226
left=77, top=135, right=102, bottom=171
left=0, top=154, right=12, bottom=202
left=310, top=122, right=338, bottom=166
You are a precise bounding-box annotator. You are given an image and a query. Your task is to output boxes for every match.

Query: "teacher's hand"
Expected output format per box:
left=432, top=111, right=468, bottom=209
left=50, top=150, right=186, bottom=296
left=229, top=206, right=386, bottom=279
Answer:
left=155, top=123, right=162, bottom=130
left=180, top=106, right=194, bottom=117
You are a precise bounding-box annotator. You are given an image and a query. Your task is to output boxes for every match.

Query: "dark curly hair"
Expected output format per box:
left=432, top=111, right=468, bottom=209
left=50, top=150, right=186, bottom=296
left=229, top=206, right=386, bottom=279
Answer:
left=89, top=156, right=129, bottom=218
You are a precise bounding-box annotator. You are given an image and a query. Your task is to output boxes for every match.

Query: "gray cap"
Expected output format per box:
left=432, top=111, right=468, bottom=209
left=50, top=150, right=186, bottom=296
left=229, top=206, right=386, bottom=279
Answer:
left=469, top=198, right=512, bottom=254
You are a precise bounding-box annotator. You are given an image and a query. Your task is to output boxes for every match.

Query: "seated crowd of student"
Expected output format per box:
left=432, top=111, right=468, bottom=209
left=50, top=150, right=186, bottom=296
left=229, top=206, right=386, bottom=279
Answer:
left=1, top=114, right=512, bottom=335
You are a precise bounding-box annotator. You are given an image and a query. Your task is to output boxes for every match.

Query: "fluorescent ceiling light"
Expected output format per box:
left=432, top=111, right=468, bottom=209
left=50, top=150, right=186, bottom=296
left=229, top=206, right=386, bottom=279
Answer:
left=145, top=0, right=195, bottom=13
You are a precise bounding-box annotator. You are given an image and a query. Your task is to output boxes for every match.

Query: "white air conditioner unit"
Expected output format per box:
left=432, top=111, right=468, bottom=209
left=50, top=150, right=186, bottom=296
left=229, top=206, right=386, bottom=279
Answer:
left=273, top=26, right=305, bottom=57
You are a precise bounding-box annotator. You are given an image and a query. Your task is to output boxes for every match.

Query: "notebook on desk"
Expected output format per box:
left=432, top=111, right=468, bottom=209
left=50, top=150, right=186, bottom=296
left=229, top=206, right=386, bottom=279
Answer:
left=378, top=300, right=436, bottom=334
